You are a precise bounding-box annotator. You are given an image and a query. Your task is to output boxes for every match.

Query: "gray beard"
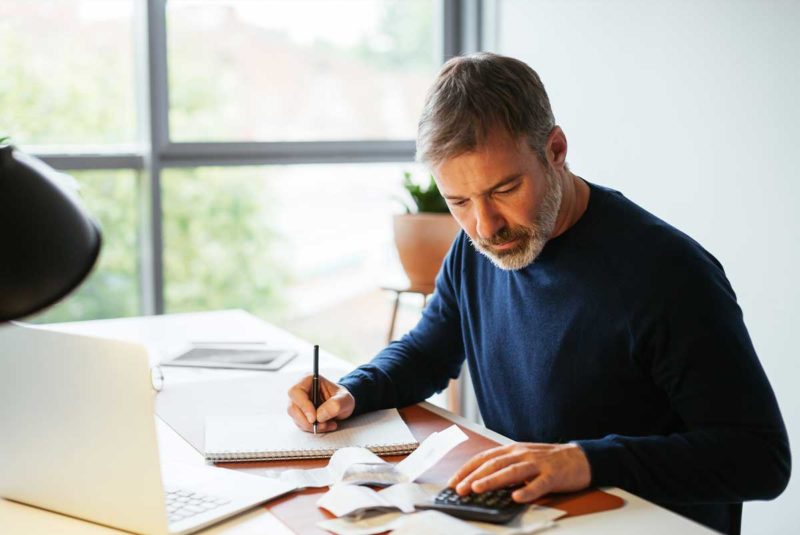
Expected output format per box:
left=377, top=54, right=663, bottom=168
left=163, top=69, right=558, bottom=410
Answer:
left=471, top=169, right=563, bottom=271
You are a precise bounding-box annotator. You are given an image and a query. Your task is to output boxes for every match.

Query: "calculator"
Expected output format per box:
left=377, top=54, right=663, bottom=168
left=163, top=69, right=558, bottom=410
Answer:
left=416, top=486, right=526, bottom=524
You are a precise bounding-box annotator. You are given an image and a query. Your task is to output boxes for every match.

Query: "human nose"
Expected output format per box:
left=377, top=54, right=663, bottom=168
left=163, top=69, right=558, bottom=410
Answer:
left=473, top=199, right=505, bottom=240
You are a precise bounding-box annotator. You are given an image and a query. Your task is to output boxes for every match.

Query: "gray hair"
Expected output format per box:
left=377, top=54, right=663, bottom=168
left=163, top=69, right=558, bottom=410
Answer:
left=416, top=53, right=555, bottom=166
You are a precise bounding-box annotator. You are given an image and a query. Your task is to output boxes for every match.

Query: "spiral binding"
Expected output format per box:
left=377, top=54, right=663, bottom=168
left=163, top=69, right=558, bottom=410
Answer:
left=206, top=442, right=418, bottom=462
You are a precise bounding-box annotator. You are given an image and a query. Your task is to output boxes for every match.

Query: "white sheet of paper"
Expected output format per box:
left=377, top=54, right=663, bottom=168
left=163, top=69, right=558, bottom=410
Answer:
left=391, top=510, right=488, bottom=535
left=275, top=424, right=468, bottom=489
left=205, top=408, right=417, bottom=459
left=378, top=482, right=437, bottom=514
left=395, top=425, right=468, bottom=482
left=274, top=447, right=385, bottom=489
left=317, top=511, right=404, bottom=535
left=274, top=466, right=329, bottom=489
left=317, top=485, right=395, bottom=517
left=339, top=426, right=469, bottom=487
left=317, top=482, right=437, bottom=517
left=340, top=461, right=402, bottom=486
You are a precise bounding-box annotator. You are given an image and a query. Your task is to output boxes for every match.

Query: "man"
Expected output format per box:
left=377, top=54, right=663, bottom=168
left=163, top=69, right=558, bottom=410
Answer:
left=287, top=53, right=790, bottom=534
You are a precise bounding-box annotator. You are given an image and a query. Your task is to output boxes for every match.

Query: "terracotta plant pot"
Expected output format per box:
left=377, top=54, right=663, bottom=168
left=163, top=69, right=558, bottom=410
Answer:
left=393, top=213, right=461, bottom=289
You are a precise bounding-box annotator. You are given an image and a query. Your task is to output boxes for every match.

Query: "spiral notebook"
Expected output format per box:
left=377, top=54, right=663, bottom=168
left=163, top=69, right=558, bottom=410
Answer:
left=204, top=408, right=419, bottom=462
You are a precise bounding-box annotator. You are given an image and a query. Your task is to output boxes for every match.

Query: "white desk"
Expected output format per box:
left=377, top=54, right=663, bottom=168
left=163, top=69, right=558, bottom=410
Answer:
left=0, top=310, right=716, bottom=534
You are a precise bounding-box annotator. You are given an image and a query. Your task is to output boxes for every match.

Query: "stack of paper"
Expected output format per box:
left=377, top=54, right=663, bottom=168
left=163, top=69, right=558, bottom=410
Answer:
left=317, top=483, right=436, bottom=517
left=306, top=424, right=565, bottom=535
left=271, top=424, right=469, bottom=489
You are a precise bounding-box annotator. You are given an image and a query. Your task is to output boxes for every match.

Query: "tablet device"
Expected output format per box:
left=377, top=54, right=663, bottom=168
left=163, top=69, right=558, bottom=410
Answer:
left=163, top=343, right=297, bottom=371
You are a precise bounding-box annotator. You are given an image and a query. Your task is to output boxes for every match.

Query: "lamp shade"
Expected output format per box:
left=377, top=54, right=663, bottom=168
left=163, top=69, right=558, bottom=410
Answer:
left=0, top=145, right=102, bottom=321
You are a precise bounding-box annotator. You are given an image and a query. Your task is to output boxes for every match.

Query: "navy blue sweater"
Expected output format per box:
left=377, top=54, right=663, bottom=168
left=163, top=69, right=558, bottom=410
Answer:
left=339, top=182, right=790, bottom=534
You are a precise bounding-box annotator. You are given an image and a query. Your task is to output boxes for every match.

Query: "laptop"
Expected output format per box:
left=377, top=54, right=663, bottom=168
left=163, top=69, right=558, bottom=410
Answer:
left=0, top=322, right=295, bottom=534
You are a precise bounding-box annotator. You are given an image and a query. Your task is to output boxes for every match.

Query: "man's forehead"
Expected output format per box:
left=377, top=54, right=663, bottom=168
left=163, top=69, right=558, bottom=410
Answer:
left=437, top=128, right=532, bottom=167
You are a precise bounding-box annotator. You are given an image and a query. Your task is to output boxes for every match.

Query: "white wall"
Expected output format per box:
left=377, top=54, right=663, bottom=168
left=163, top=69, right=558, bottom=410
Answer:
left=490, top=1, right=799, bottom=533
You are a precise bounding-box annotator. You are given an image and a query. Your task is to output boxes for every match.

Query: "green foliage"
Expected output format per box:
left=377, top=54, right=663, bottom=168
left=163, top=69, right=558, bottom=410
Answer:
left=162, top=168, right=288, bottom=319
left=399, top=171, right=449, bottom=214
left=32, top=170, right=140, bottom=323
left=0, top=10, right=136, bottom=145
left=355, top=1, right=434, bottom=71
left=166, top=21, right=228, bottom=140
left=33, top=167, right=290, bottom=324
left=0, top=135, right=9, bottom=144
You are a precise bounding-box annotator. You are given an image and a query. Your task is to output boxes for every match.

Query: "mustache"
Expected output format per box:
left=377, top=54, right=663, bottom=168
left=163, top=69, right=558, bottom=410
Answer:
left=476, top=226, right=534, bottom=248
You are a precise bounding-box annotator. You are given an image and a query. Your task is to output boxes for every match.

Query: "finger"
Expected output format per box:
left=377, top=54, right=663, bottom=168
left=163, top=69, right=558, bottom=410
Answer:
left=316, top=394, right=346, bottom=422
left=448, top=445, right=512, bottom=488
left=472, top=461, right=540, bottom=493
left=290, top=374, right=314, bottom=392
left=448, top=446, right=510, bottom=488
left=320, top=376, right=342, bottom=398
left=287, top=402, right=313, bottom=432
left=455, top=453, right=525, bottom=495
left=332, top=389, right=357, bottom=420
left=288, top=400, right=340, bottom=433
left=288, top=382, right=318, bottom=424
left=314, top=420, right=338, bottom=433
left=512, top=474, right=553, bottom=503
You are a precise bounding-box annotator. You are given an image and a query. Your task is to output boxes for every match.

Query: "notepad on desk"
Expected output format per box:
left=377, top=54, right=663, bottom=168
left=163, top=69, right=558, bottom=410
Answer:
left=205, top=408, right=419, bottom=462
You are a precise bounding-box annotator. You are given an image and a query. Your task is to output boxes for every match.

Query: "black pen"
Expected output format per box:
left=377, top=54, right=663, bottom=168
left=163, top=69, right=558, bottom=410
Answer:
left=312, top=344, right=319, bottom=435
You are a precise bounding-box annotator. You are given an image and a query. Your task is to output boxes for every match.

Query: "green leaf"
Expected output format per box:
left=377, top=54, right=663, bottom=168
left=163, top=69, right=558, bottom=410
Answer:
left=400, top=172, right=449, bottom=213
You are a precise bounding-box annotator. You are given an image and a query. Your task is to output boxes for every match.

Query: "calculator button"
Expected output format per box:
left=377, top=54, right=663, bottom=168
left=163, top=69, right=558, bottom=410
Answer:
left=422, top=486, right=526, bottom=524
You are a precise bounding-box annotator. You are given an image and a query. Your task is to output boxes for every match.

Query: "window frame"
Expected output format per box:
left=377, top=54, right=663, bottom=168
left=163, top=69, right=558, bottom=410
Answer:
left=31, top=0, right=487, bottom=315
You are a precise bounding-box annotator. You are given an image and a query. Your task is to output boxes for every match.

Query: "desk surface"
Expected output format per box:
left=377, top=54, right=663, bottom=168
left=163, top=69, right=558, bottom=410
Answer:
left=0, top=310, right=716, bottom=534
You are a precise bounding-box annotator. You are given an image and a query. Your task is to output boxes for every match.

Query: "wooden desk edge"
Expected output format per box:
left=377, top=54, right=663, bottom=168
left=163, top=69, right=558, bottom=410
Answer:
left=418, top=401, right=514, bottom=445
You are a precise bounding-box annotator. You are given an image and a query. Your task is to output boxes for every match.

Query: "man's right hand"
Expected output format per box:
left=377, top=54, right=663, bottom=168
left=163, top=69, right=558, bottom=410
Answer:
left=287, top=375, right=355, bottom=433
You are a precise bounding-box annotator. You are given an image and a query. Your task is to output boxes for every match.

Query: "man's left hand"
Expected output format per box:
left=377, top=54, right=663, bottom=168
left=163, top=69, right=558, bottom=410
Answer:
left=448, top=443, right=592, bottom=502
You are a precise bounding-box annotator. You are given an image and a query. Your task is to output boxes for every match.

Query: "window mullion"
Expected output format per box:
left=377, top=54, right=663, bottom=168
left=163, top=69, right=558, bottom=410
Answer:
left=136, top=0, right=169, bottom=315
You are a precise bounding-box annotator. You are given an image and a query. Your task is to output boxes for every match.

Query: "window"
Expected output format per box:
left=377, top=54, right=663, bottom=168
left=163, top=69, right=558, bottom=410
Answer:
left=3, top=0, right=476, bottom=365
left=0, top=1, right=136, bottom=147
left=162, top=163, right=424, bottom=362
left=167, top=0, right=438, bottom=141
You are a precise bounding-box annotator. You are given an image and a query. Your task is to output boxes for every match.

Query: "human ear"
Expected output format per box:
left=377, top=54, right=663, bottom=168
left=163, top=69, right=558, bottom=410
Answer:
left=546, top=126, right=568, bottom=170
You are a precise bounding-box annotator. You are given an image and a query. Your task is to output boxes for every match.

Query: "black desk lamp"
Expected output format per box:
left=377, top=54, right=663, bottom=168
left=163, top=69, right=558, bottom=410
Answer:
left=0, top=144, right=102, bottom=321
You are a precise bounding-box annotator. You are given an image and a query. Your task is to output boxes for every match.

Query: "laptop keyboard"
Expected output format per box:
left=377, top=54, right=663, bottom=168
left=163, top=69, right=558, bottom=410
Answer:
left=165, top=487, right=231, bottom=524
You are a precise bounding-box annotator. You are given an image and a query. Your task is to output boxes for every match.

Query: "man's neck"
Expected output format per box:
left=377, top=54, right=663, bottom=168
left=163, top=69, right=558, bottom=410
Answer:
left=551, top=172, right=590, bottom=239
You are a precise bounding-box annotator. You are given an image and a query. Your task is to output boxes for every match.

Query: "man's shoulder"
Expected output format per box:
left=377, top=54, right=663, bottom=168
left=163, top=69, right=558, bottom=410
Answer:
left=587, top=183, right=728, bottom=296
left=593, top=183, right=718, bottom=259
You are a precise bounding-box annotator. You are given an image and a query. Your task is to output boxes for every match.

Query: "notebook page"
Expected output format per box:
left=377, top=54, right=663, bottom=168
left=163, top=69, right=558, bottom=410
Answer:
left=205, top=408, right=417, bottom=457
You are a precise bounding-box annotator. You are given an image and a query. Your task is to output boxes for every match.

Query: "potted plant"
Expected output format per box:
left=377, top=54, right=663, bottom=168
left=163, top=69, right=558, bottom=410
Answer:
left=393, top=172, right=460, bottom=291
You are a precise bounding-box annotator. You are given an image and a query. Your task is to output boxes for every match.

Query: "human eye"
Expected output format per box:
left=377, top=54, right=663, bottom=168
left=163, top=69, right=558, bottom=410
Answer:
left=495, top=183, right=520, bottom=195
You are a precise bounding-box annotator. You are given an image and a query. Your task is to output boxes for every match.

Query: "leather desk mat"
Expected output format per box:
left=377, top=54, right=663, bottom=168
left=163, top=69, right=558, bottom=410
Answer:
left=218, top=405, right=624, bottom=534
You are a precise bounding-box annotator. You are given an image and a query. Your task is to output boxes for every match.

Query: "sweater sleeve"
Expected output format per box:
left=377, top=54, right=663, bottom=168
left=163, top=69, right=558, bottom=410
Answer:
left=575, top=248, right=791, bottom=505
left=338, top=235, right=467, bottom=416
